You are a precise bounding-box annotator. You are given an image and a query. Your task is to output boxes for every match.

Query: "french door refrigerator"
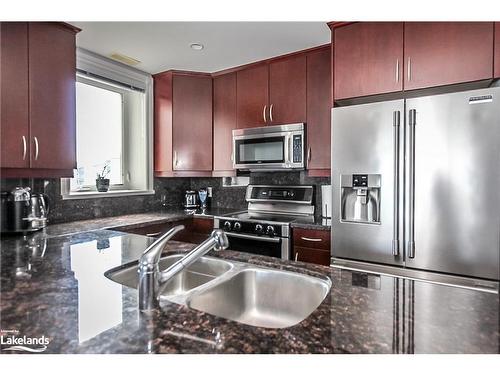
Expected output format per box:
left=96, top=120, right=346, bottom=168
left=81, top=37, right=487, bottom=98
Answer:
left=331, top=86, right=500, bottom=280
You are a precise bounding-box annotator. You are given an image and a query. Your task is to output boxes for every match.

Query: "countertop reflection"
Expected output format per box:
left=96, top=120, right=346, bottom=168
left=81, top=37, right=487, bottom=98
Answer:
left=0, top=229, right=498, bottom=354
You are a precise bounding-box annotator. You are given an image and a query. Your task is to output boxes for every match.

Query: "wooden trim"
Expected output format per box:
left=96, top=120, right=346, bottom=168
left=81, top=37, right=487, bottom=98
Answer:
left=155, top=170, right=213, bottom=178
left=153, top=69, right=212, bottom=78
left=211, top=170, right=236, bottom=177
left=211, top=44, right=331, bottom=77
left=327, top=22, right=356, bottom=30
left=1, top=168, right=74, bottom=178
left=307, top=169, right=330, bottom=177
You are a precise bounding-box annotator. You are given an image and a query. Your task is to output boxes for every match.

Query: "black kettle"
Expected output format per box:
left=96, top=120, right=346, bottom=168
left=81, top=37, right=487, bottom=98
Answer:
left=0, top=187, right=50, bottom=234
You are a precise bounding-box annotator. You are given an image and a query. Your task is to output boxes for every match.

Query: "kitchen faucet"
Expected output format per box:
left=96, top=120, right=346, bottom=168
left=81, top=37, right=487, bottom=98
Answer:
left=138, top=225, right=229, bottom=312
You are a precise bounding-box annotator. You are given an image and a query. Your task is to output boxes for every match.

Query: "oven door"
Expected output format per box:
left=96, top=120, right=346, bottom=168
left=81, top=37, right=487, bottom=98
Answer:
left=225, top=232, right=290, bottom=260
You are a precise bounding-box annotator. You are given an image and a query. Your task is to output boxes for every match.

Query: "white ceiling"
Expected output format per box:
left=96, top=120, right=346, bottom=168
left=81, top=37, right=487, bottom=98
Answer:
left=71, top=22, right=331, bottom=74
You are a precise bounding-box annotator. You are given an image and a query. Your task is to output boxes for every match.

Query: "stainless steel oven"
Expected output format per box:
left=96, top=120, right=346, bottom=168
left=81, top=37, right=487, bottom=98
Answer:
left=214, top=185, right=315, bottom=260
left=232, top=123, right=305, bottom=171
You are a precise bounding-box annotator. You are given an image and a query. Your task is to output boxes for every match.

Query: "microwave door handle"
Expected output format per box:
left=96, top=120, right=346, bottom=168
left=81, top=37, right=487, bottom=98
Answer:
left=286, top=135, right=292, bottom=166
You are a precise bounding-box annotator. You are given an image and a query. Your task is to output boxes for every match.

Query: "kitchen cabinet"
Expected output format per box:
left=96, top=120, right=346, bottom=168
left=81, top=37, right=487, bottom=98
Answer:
left=154, top=71, right=213, bottom=177
left=404, top=22, right=494, bottom=90
left=292, top=228, right=331, bottom=266
left=0, top=22, right=79, bottom=177
left=213, top=72, right=237, bottom=176
left=306, top=47, right=331, bottom=176
left=494, top=22, right=500, bottom=78
left=236, top=55, right=307, bottom=128
left=1, top=22, right=29, bottom=169
left=334, top=22, right=404, bottom=100
left=236, top=64, right=269, bottom=128
left=268, top=55, right=306, bottom=124
left=115, top=217, right=213, bottom=244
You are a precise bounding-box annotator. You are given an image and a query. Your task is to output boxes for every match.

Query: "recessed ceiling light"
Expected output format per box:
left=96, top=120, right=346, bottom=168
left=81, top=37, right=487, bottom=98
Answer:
left=190, top=43, right=204, bottom=51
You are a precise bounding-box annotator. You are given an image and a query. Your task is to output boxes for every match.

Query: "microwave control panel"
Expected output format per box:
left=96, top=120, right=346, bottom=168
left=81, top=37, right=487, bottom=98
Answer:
left=292, top=135, right=303, bottom=163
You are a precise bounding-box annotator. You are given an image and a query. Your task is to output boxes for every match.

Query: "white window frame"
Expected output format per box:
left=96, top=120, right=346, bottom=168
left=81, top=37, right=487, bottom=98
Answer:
left=61, top=48, right=154, bottom=200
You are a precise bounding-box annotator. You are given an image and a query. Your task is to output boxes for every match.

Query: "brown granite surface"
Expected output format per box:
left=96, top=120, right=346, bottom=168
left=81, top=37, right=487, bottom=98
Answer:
left=0, top=229, right=498, bottom=354
left=7, top=207, right=240, bottom=239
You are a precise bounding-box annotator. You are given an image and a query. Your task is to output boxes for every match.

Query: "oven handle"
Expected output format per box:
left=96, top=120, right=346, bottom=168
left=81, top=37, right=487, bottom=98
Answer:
left=225, top=232, right=281, bottom=243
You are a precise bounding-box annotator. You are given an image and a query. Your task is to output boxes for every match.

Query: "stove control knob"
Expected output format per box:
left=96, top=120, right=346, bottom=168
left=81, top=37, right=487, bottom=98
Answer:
left=255, top=224, right=264, bottom=234
left=266, top=225, right=275, bottom=236
left=233, top=222, right=242, bottom=232
left=223, top=221, right=232, bottom=231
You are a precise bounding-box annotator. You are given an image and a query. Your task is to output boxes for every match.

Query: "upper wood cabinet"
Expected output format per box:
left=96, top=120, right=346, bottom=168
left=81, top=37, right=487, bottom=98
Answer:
left=334, top=22, right=404, bottom=100
left=268, top=55, right=307, bottom=124
left=213, top=73, right=237, bottom=175
left=306, top=47, right=331, bottom=175
left=236, top=55, right=307, bottom=128
left=404, top=22, right=494, bottom=90
left=494, top=23, right=500, bottom=78
left=29, top=23, right=77, bottom=171
left=236, top=64, right=268, bottom=128
left=154, top=72, right=213, bottom=177
left=0, top=22, right=78, bottom=177
left=1, top=22, right=29, bottom=169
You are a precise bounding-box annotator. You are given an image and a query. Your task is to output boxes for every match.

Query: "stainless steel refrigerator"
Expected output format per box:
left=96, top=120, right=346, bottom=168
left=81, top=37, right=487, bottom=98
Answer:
left=331, top=86, right=500, bottom=280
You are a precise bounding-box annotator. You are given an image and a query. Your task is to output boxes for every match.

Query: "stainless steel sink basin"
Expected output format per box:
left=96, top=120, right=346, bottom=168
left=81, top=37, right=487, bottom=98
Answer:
left=105, top=253, right=330, bottom=328
left=104, top=254, right=233, bottom=297
left=186, top=268, right=331, bottom=329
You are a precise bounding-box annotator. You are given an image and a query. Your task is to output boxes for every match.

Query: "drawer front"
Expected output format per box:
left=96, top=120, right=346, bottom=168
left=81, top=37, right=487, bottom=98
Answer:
left=293, top=228, right=331, bottom=250
left=293, top=246, right=331, bottom=266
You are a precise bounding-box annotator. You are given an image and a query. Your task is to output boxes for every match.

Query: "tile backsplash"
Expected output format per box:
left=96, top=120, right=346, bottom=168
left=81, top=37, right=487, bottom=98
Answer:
left=1, top=172, right=330, bottom=224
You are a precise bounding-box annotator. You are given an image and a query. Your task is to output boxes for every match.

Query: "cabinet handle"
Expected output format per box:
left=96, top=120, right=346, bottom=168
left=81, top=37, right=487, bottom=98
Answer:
left=146, top=232, right=162, bottom=237
left=300, top=236, right=322, bottom=242
left=269, top=104, right=274, bottom=122
left=307, top=146, right=311, bottom=163
left=22, top=136, right=27, bottom=160
left=263, top=105, right=267, bottom=123
left=230, top=152, right=234, bottom=162
left=33, top=136, right=39, bottom=161
left=173, top=150, right=178, bottom=168
left=295, top=252, right=299, bottom=261
left=395, top=59, right=399, bottom=82
left=407, top=57, right=411, bottom=82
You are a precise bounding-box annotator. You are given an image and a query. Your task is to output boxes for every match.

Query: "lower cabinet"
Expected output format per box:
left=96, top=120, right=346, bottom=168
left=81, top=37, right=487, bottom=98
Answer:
left=292, top=227, right=331, bottom=266
left=116, top=217, right=213, bottom=245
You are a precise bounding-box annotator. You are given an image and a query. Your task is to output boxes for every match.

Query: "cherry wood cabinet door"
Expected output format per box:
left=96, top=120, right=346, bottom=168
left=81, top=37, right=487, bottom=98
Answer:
left=306, top=47, right=331, bottom=172
left=293, top=246, right=331, bottom=266
left=153, top=72, right=173, bottom=175
left=269, top=55, right=306, bottom=124
left=28, top=23, right=77, bottom=170
left=172, top=74, right=213, bottom=171
left=334, top=22, right=404, bottom=100
left=1, top=22, right=30, bottom=168
left=213, top=73, right=237, bottom=173
left=236, top=64, right=269, bottom=128
left=404, top=22, right=494, bottom=90
left=495, top=23, right=500, bottom=78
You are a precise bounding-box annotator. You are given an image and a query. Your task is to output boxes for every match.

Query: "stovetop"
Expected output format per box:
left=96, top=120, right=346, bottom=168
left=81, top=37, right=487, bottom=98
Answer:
left=221, top=211, right=304, bottom=224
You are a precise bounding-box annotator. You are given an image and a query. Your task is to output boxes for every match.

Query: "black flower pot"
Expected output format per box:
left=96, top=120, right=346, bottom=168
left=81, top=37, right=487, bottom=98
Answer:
left=96, top=178, right=110, bottom=192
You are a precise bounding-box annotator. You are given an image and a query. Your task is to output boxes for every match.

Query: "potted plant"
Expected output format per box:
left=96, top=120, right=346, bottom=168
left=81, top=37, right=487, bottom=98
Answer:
left=95, top=161, right=111, bottom=192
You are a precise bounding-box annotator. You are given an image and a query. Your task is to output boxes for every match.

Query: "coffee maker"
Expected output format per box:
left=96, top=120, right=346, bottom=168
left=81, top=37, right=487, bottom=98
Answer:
left=1, top=187, right=50, bottom=234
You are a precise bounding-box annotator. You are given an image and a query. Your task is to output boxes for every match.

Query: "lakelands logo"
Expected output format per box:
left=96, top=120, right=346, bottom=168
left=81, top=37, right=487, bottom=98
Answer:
left=0, top=329, right=50, bottom=353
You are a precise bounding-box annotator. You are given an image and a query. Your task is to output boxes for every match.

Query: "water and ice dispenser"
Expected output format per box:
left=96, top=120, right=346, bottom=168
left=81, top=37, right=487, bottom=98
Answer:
left=340, top=174, right=381, bottom=224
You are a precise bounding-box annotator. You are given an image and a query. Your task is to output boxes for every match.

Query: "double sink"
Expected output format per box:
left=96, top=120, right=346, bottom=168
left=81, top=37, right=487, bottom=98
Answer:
left=105, top=254, right=331, bottom=329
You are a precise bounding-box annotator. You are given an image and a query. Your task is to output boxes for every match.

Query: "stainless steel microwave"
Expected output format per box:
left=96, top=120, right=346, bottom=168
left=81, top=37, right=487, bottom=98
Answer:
left=232, top=123, right=305, bottom=171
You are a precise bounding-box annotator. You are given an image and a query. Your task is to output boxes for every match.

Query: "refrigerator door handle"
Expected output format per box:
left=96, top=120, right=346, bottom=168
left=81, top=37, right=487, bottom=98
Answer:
left=408, top=109, right=417, bottom=258
left=392, top=110, right=401, bottom=256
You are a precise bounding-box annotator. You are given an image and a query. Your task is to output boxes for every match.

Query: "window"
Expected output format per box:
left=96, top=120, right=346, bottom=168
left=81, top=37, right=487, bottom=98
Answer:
left=61, top=48, right=153, bottom=199
left=72, top=80, right=124, bottom=190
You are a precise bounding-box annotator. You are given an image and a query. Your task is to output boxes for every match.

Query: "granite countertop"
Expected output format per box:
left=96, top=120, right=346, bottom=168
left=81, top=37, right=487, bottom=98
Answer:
left=290, top=216, right=331, bottom=231
left=15, top=207, right=241, bottom=239
left=1, top=229, right=498, bottom=354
